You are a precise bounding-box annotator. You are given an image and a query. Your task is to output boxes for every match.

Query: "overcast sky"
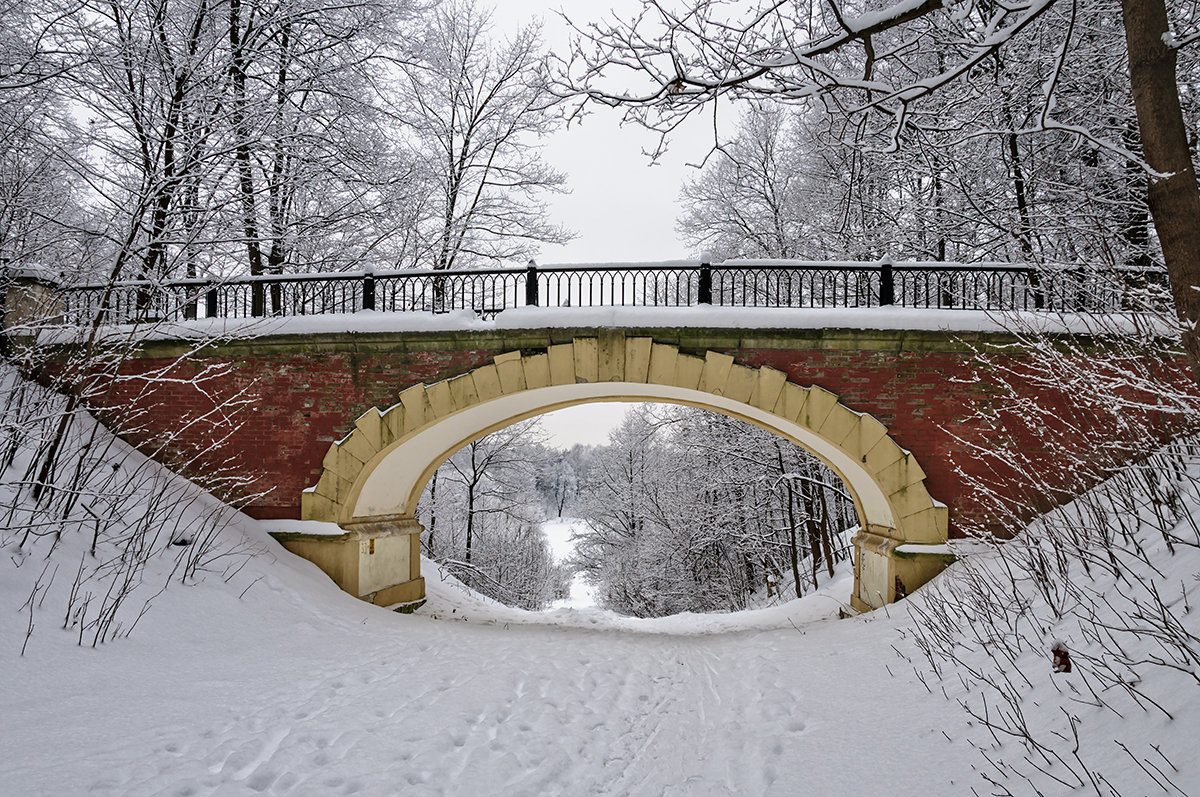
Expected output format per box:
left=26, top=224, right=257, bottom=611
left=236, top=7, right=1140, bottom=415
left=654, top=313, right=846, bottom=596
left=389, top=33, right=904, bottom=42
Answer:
left=496, top=1, right=724, bottom=265
left=488, top=2, right=723, bottom=446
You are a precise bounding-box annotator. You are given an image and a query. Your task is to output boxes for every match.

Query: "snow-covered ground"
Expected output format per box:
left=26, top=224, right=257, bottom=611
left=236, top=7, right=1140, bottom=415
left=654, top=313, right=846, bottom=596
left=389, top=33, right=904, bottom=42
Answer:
left=3, top=542, right=949, bottom=796
left=3, top=403, right=1200, bottom=795
left=540, top=518, right=598, bottom=609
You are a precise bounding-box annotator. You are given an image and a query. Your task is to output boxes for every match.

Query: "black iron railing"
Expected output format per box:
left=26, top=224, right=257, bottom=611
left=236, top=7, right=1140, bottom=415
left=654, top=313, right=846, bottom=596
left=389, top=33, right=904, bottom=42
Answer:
left=52, top=258, right=1172, bottom=325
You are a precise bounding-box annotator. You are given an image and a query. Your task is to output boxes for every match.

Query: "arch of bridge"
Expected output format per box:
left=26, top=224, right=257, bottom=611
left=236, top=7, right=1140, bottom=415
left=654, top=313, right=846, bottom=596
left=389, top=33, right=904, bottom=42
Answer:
left=299, top=336, right=948, bottom=610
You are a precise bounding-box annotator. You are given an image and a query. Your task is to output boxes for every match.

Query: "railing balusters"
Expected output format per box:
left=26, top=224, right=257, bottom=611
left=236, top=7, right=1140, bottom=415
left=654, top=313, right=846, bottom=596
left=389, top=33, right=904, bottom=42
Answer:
left=45, top=260, right=1168, bottom=326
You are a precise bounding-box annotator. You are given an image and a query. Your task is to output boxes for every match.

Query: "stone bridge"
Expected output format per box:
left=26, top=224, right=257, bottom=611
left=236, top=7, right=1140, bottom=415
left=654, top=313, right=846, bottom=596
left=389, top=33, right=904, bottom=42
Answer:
left=60, top=311, right=1184, bottom=614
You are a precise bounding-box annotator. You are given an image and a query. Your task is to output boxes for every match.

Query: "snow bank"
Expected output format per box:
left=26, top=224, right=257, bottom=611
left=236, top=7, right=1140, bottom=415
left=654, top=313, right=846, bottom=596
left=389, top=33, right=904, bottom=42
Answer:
left=902, top=447, right=1200, bottom=795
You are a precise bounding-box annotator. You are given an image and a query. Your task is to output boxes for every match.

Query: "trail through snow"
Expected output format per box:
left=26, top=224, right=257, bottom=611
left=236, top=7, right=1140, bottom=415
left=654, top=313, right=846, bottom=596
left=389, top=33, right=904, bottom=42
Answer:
left=1, top=508, right=975, bottom=796
left=539, top=518, right=598, bottom=609
left=4, top=405, right=1199, bottom=795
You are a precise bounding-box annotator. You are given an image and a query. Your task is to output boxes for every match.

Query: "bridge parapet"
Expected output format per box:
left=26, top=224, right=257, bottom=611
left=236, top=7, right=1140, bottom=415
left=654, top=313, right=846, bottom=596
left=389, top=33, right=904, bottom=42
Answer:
left=11, top=259, right=1168, bottom=328
left=2, top=269, right=65, bottom=330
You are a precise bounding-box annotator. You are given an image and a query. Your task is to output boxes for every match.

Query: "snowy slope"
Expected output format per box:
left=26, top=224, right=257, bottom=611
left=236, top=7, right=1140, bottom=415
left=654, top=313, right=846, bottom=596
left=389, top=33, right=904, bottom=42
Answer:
left=2, top=397, right=1199, bottom=795
left=1, top=523, right=963, bottom=796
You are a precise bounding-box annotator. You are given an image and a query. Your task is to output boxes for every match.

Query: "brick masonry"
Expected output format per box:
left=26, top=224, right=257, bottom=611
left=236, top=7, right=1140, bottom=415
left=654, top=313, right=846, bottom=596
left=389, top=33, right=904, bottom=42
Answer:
left=73, top=325, right=1194, bottom=536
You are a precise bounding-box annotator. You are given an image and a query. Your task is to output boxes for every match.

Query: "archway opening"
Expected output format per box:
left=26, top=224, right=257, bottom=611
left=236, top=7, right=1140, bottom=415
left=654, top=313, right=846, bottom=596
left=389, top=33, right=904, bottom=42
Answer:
left=415, top=401, right=860, bottom=617
left=296, top=338, right=951, bottom=612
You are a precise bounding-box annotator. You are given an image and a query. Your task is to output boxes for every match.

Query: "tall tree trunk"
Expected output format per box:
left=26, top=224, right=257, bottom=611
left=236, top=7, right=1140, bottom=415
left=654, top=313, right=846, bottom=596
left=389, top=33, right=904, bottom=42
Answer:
left=265, top=20, right=294, bottom=314
left=776, top=444, right=803, bottom=598
left=803, top=484, right=822, bottom=590
left=426, top=469, right=438, bottom=556
left=817, top=483, right=835, bottom=579
left=229, top=0, right=265, bottom=314
left=1007, top=131, right=1036, bottom=262
left=465, top=444, right=478, bottom=564
left=465, top=483, right=474, bottom=564
left=1121, top=0, right=1200, bottom=380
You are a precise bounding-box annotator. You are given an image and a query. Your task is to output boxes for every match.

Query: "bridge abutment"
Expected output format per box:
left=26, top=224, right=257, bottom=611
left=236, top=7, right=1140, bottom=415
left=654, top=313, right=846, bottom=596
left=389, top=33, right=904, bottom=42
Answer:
left=851, top=530, right=956, bottom=611
left=271, top=515, right=425, bottom=608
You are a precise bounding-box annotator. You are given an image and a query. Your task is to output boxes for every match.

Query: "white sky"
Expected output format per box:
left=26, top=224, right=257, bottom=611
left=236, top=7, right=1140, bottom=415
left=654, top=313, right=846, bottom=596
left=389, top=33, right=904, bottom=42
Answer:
left=537, top=401, right=634, bottom=448
left=496, top=1, right=725, bottom=265
left=491, top=2, right=724, bottom=447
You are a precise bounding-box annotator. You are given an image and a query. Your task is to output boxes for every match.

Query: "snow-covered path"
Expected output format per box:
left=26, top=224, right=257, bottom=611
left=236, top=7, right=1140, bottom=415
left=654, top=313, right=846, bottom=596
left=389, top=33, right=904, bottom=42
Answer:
left=6, top=368, right=1200, bottom=795
left=541, top=517, right=598, bottom=609
left=2, top=539, right=972, bottom=796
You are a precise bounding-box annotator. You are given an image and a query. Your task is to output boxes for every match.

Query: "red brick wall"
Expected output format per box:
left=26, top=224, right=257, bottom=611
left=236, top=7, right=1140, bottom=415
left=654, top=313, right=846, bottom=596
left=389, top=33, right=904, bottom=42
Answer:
left=96, top=344, right=499, bottom=519
left=82, top=330, right=1194, bottom=536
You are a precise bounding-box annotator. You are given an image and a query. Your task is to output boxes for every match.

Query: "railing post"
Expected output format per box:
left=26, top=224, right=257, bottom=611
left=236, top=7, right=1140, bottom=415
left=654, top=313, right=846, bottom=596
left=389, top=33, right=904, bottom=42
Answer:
left=1028, top=266, right=1045, bottom=310
left=205, top=284, right=219, bottom=318
left=2, top=268, right=64, bottom=331
left=878, top=256, right=895, bottom=306
left=698, top=251, right=713, bottom=305
left=525, top=260, right=539, bottom=306
left=362, top=269, right=376, bottom=311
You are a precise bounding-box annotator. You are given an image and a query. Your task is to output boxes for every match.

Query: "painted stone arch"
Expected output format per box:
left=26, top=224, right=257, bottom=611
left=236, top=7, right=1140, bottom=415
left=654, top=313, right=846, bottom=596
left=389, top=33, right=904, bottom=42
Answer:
left=298, top=335, right=951, bottom=612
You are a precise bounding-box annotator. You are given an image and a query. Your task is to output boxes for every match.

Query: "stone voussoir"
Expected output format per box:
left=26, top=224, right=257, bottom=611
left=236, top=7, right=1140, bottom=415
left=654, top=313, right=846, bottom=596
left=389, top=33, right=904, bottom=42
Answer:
left=295, top=336, right=952, bottom=613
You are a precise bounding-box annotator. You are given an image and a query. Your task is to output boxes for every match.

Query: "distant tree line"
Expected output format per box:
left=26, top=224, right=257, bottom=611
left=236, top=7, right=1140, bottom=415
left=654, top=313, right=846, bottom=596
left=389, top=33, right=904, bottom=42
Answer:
left=417, top=405, right=856, bottom=616
left=568, top=405, right=855, bottom=617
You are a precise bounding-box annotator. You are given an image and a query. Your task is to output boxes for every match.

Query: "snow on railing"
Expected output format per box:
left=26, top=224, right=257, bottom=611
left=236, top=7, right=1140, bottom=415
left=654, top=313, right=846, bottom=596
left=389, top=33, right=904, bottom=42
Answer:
left=30, top=257, right=1175, bottom=326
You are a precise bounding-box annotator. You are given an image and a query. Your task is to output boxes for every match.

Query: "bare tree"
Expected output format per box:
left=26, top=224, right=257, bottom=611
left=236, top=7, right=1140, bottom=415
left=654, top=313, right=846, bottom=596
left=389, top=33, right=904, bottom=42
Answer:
left=395, top=0, right=573, bottom=272
left=0, top=0, right=82, bottom=277
left=417, top=419, right=568, bottom=610
left=677, top=103, right=817, bottom=260
left=224, top=0, right=418, bottom=289
left=0, top=0, right=277, bottom=650
left=561, top=0, right=1200, bottom=374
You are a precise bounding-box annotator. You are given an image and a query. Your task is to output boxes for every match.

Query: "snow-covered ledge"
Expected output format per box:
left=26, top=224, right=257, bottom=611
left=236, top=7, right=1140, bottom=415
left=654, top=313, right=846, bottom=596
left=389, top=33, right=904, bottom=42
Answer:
left=27, top=304, right=1172, bottom=345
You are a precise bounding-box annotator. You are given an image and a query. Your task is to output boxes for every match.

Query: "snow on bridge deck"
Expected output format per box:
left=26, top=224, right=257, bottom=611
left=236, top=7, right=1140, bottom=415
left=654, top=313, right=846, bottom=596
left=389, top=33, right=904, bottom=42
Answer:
left=42, top=303, right=1173, bottom=344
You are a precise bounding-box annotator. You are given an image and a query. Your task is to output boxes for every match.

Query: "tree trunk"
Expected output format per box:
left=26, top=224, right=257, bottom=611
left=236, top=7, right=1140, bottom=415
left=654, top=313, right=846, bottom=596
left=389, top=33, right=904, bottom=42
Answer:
left=465, top=443, right=478, bottom=564
left=803, top=485, right=822, bottom=590
left=817, top=483, right=836, bottom=579
left=1121, top=0, right=1200, bottom=380
left=777, top=445, right=803, bottom=598
left=465, top=480, right=475, bottom=565
left=229, top=0, right=265, bottom=314
left=426, top=469, right=438, bottom=556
